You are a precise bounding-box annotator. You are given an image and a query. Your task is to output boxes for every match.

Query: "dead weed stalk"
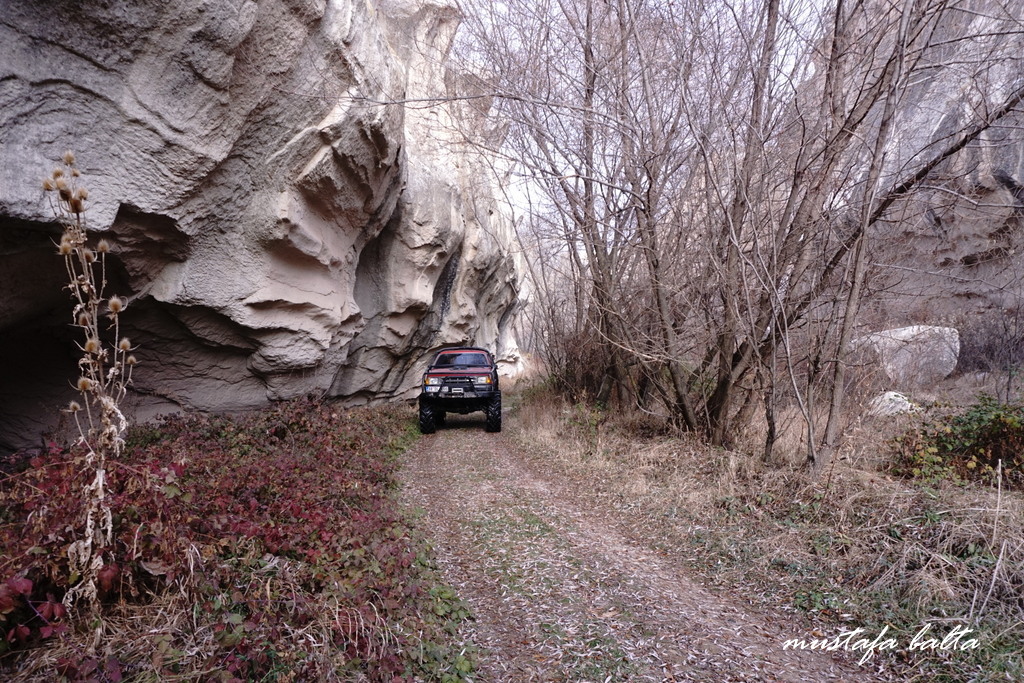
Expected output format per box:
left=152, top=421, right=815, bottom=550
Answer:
left=43, top=152, right=136, bottom=609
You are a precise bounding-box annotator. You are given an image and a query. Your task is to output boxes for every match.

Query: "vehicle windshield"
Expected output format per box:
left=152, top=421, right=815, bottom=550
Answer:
left=434, top=352, right=488, bottom=367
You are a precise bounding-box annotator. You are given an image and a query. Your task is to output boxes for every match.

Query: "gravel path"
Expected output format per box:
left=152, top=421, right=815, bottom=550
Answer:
left=399, top=414, right=879, bottom=682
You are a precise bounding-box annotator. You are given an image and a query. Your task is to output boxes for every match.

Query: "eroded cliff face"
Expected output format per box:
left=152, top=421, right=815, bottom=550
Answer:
left=0, top=0, right=522, bottom=452
left=843, top=4, right=1024, bottom=368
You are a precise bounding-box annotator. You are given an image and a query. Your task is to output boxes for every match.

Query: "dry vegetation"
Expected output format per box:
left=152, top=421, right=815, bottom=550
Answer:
left=0, top=401, right=474, bottom=682
left=400, top=409, right=868, bottom=681
left=508, top=383, right=1024, bottom=681
left=459, top=0, right=1024, bottom=469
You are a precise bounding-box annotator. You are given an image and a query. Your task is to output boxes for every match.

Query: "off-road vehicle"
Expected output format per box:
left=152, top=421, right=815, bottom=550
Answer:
left=418, top=347, right=501, bottom=434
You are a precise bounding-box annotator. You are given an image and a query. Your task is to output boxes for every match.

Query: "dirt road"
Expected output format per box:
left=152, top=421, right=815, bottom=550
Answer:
left=399, top=413, right=879, bottom=682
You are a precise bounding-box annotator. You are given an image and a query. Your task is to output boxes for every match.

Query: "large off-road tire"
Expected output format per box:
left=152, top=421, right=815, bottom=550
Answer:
left=484, top=394, right=502, bottom=433
left=436, top=411, right=447, bottom=427
left=419, top=402, right=437, bottom=434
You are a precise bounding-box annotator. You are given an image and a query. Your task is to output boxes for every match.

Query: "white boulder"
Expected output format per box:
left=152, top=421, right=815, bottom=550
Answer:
left=854, top=325, right=960, bottom=387
left=866, top=391, right=920, bottom=417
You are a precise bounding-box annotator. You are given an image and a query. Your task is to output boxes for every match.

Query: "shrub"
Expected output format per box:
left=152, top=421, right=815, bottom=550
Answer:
left=0, top=400, right=474, bottom=681
left=892, top=395, right=1024, bottom=490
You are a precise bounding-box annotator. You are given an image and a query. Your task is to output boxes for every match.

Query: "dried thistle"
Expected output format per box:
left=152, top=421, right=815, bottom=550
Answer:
left=43, top=151, right=137, bottom=610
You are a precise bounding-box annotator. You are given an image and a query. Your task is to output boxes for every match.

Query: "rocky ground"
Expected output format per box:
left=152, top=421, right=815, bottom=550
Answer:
left=398, top=413, right=878, bottom=682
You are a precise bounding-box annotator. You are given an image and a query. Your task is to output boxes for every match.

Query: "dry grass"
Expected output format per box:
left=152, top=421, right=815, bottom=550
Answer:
left=508, top=384, right=1024, bottom=681
left=400, top=412, right=868, bottom=681
left=1, top=402, right=467, bottom=682
left=2, top=542, right=383, bottom=682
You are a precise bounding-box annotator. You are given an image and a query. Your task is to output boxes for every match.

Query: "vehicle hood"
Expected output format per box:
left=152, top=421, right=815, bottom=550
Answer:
left=425, top=366, right=492, bottom=375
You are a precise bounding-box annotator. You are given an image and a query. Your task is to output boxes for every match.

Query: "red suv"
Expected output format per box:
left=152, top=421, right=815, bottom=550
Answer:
left=418, top=347, right=501, bottom=433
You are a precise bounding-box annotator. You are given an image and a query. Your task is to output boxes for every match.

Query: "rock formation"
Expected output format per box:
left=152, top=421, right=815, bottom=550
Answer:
left=858, top=4, right=1024, bottom=344
left=854, top=326, right=961, bottom=388
left=866, top=391, right=921, bottom=418
left=0, top=0, right=523, bottom=452
left=821, top=4, right=1024, bottom=395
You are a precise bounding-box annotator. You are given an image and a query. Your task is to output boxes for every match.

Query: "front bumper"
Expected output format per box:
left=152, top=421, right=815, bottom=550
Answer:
left=419, top=388, right=498, bottom=413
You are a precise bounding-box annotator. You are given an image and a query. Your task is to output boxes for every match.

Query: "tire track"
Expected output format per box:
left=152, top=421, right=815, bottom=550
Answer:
left=399, top=413, right=878, bottom=682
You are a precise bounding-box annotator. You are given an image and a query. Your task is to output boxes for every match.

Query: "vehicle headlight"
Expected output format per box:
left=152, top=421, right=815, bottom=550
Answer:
left=425, top=377, right=441, bottom=385
left=472, top=375, right=492, bottom=385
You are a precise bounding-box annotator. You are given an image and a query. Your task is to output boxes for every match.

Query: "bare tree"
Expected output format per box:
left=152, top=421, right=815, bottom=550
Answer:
left=455, top=0, right=1024, bottom=461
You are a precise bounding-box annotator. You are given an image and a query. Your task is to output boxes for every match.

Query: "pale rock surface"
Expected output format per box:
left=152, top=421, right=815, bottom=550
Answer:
left=0, top=0, right=522, bottom=452
left=866, top=391, right=920, bottom=418
left=860, top=3, right=1024, bottom=331
left=854, top=326, right=961, bottom=388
